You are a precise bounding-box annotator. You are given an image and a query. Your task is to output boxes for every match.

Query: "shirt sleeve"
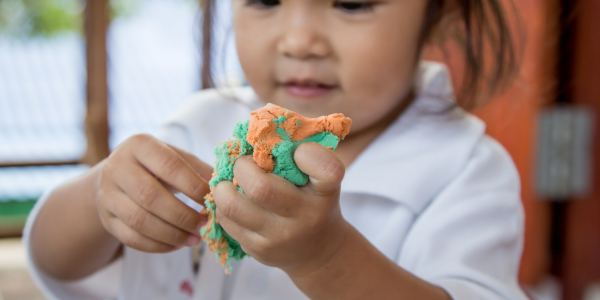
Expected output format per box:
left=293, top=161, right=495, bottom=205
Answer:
left=23, top=124, right=194, bottom=300
left=397, top=136, right=529, bottom=300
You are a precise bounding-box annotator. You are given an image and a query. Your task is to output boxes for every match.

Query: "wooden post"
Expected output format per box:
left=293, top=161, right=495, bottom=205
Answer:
left=562, top=0, right=600, bottom=298
left=81, top=0, right=110, bottom=166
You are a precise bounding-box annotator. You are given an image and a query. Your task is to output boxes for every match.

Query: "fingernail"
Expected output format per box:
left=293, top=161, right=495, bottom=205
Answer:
left=187, top=235, right=200, bottom=246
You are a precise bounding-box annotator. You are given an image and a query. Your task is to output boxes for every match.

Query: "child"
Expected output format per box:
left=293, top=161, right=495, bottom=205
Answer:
left=25, top=0, right=528, bottom=299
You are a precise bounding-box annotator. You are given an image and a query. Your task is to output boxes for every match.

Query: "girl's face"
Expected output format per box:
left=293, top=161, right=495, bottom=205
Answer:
left=233, top=0, right=428, bottom=134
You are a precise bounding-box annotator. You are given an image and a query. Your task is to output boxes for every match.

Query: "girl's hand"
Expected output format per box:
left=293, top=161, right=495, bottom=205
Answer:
left=213, top=142, right=349, bottom=276
left=96, top=134, right=212, bottom=253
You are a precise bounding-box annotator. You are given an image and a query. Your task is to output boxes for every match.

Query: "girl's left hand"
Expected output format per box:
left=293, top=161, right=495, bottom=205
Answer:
left=212, top=142, right=350, bottom=277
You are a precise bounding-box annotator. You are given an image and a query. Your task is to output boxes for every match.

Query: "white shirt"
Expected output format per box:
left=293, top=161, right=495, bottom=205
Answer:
left=23, top=61, right=528, bottom=300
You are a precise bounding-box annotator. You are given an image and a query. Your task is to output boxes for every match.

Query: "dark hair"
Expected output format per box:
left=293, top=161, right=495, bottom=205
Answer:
left=200, top=0, right=216, bottom=90
left=200, top=0, right=519, bottom=110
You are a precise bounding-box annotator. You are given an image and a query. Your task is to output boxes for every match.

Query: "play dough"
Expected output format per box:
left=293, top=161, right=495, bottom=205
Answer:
left=200, top=103, right=352, bottom=273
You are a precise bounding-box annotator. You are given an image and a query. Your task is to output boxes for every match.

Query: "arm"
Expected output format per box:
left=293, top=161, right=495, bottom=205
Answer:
left=31, top=161, right=121, bottom=280
left=288, top=224, right=452, bottom=300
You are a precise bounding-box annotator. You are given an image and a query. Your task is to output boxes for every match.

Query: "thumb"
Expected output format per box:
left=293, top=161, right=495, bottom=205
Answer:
left=294, top=142, right=345, bottom=195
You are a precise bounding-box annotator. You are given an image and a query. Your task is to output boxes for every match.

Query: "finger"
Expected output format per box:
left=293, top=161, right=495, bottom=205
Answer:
left=215, top=207, right=267, bottom=252
left=294, top=142, right=345, bottom=196
left=213, top=181, right=274, bottom=233
left=115, top=161, right=205, bottom=233
left=129, top=134, right=209, bottom=204
left=168, top=145, right=214, bottom=182
left=103, top=190, right=201, bottom=247
left=105, top=218, right=178, bottom=253
left=233, top=155, right=303, bottom=216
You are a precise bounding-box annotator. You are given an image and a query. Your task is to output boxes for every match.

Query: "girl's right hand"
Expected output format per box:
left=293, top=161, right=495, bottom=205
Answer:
left=96, top=134, right=212, bottom=253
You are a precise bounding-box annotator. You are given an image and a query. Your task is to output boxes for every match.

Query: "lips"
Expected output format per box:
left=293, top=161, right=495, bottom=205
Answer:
left=280, top=79, right=336, bottom=98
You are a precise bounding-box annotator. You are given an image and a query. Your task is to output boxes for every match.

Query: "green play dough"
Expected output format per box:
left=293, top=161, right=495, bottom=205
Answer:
left=201, top=117, right=342, bottom=268
left=272, top=131, right=339, bottom=186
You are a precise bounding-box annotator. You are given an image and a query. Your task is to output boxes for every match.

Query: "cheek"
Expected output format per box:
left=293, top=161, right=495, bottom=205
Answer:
left=332, top=5, right=426, bottom=128
left=234, top=13, right=276, bottom=101
left=343, top=43, right=415, bottom=100
left=336, top=30, right=420, bottom=129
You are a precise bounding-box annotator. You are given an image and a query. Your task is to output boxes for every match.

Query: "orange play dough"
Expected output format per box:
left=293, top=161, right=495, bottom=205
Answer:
left=247, top=103, right=352, bottom=172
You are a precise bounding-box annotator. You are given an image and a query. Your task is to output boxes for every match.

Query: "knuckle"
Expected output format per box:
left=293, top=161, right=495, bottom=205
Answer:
left=174, top=209, right=194, bottom=229
left=315, top=159, right=345, bottom=195
left=233, top=155, right=250, bottom=175
left=213, top=183, right=239, bottom=219
left=124, top=233, right=143, bottom=250
left=252, top=235, right=273, bottom=255
left=137, top=182, right=160, bottom=208
left=323, top=158, right=345, bottom=183
left=160, top=155, right=183, bottom=179
left=105, top=146, right=122, bottom=162
left=218, top=196, right=239, bottom=220
left=190, top=180, right=208, bottom=200
left=126, top=209, right=148, bottom=231
left=247, top=178, right=272, bottom=204
left=99, top=162, right=118, bottom=185
left=95, top=188, right=109, bottom=203
left=101, top=159, right=115, bottom=175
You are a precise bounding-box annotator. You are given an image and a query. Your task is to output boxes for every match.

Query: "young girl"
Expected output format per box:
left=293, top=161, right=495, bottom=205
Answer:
left=25, top=0, right=528, bottom=299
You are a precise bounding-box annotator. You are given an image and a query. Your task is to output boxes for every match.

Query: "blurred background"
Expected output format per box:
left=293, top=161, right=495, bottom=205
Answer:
left=0, top=0, right=598, bottom=299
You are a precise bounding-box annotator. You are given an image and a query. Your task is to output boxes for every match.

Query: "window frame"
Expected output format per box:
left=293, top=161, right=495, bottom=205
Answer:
left=0, top=0, right=110, bottom=168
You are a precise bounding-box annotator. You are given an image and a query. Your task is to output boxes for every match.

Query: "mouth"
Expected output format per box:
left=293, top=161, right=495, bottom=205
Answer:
left=279, top=79, right=337, bottom=98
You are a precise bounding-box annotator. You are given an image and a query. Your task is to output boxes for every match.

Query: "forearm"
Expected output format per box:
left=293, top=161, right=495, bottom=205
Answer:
left=288, top=224, right=452, bottom=300
left=31, top=161, right=121, bottom=280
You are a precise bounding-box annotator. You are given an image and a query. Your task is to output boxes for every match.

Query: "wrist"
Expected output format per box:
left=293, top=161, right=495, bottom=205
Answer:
left=288, top=224, right=392, bottom=300
left=285, top=217, right=353, bottom=280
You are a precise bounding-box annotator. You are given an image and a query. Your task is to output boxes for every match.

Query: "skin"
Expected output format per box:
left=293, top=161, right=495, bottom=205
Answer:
left=31, top=0, right=453, bottom=298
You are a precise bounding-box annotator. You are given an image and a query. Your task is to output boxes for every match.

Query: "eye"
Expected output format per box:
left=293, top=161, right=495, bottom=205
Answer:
left=333, top=1, right=375, bottom=13
left=245, top=0, right=280, bottom=9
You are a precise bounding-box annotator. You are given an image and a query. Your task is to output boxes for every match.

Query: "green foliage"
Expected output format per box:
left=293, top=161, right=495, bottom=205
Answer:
left=0, top=0, right=82, bottom=36
left=0, top=0, right=138, bottom=37
left=109, top=0, right=138, bottom=21
left=29, top=0, right=82, bottom=36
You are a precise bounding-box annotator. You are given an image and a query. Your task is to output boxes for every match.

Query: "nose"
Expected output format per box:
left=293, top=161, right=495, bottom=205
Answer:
left=277, top=15, right=330, bottom=60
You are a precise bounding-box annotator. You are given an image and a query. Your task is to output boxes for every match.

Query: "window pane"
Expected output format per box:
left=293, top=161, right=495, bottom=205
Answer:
left=107, top=0, right=243, bottom=148
left=0, top=34, right=86, bottom=163
left=108, top=0, right=201, bottom=148
left=0, top=1, right=87, bottom=226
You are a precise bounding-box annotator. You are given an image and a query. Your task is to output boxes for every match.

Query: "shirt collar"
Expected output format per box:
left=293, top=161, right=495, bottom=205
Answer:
left=202, top=62, right=486, bottom=213
left=340, top=61, right=486, bottom=213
